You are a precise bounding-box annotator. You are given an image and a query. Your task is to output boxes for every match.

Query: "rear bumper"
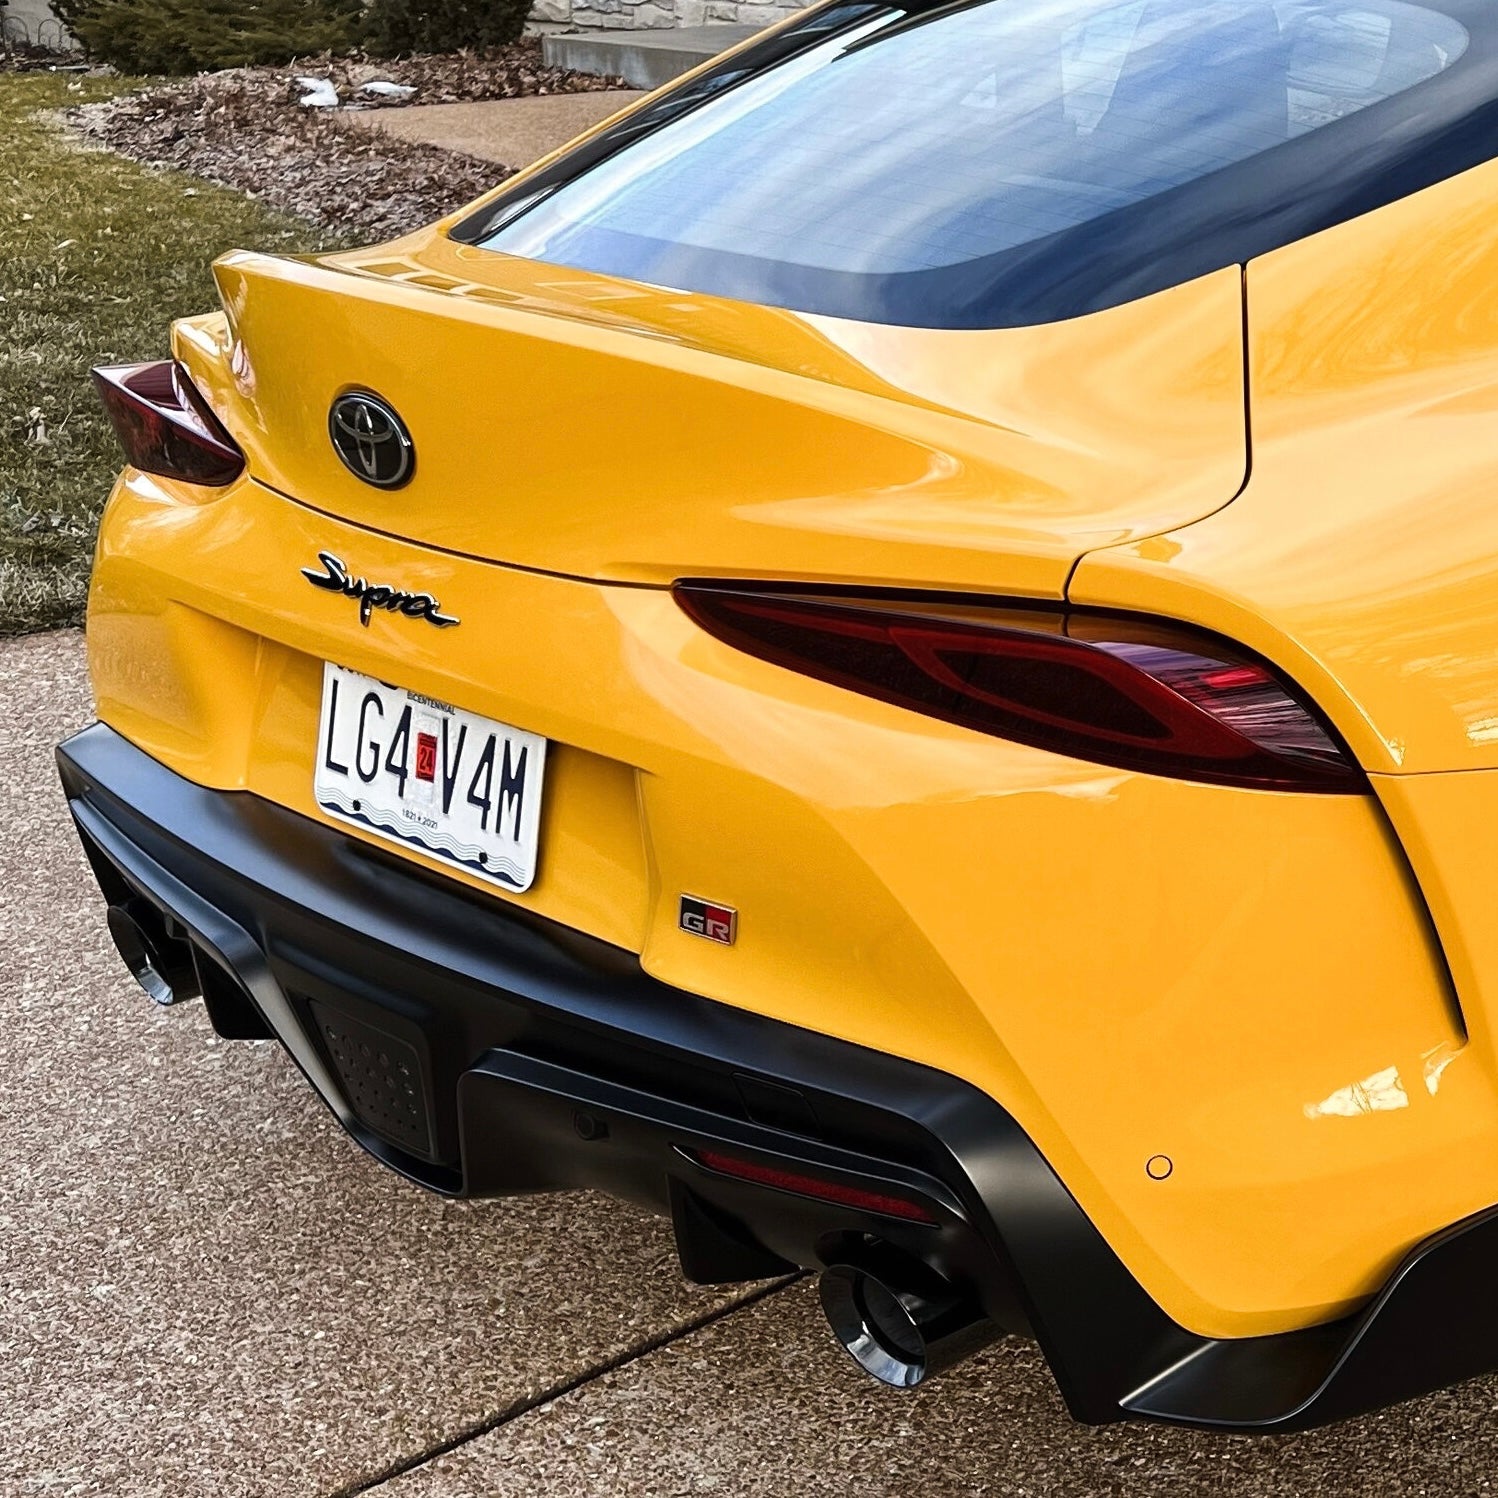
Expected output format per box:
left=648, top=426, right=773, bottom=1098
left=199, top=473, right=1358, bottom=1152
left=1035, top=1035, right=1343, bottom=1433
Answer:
left=58, top=721, right=1498, bottom=1432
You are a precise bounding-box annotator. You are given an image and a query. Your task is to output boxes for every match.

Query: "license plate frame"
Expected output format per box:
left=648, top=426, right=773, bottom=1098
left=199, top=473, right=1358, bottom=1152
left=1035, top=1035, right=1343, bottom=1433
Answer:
left=313, top=662, right=547, bottom=893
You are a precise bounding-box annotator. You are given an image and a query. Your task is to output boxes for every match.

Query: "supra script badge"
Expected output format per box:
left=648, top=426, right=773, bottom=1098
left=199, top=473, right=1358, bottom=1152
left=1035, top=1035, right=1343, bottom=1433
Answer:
left=301, top=551, right=460, bottom=629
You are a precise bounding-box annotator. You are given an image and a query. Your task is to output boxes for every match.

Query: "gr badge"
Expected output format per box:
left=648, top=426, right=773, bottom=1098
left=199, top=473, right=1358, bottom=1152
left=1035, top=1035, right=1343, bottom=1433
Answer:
left=680, top=894, right=736, bottom=945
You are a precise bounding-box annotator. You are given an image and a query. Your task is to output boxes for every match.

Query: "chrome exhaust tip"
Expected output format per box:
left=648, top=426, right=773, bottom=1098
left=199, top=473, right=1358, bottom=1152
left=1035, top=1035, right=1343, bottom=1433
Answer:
left=819, top=1248, right=1000, bottom=1388
left=106, top=900, right=198, bottom=1006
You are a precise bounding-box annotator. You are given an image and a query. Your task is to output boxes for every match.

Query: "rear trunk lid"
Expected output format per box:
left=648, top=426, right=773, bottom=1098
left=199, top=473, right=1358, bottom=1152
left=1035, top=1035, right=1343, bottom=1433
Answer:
left=181, top=232, right=1248, bottom=598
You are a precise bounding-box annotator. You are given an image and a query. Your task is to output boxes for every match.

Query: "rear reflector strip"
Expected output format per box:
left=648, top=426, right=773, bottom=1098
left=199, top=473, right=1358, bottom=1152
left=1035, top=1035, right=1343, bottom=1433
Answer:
left=687, top=1146, right=937, bottom=1223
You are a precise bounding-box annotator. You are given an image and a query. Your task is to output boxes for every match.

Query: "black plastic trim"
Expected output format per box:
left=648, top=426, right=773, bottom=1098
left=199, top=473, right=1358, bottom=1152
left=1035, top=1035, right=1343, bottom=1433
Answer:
left=56, top=722, right=1498, bottom=1431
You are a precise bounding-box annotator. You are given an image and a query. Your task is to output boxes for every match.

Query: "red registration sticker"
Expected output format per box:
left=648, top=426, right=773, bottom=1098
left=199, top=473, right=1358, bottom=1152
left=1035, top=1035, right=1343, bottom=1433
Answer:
left=415, top=730, right=438, bottom=782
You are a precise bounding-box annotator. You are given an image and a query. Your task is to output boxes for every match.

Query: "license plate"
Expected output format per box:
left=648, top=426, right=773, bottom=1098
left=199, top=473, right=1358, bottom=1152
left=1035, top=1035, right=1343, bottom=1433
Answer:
left=313, top=662, right=546, bottom=893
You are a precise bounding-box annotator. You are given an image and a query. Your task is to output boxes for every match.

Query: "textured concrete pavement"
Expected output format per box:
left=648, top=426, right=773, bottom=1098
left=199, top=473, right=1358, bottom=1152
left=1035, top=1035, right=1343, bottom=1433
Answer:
left=368, top=1279, right=1498, bottom=1498
left=1, top=631, right=760, bottom=1496
left=355, top=93, right=643, bottom=170
left=13, top=626, right=1498, bottom=1495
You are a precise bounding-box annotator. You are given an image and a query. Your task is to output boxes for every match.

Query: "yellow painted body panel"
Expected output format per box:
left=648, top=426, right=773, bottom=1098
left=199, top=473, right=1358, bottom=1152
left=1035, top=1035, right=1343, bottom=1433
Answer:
left=88, top=466, right=1486, bottom=1340
left=188, top=242, right=1245, bottom=597
left=1378, top=772, right=1498, bottom=1081
left=1044, top=157, right=1498, bottom=1337
left=1073, top=153, right=1498, bottom=776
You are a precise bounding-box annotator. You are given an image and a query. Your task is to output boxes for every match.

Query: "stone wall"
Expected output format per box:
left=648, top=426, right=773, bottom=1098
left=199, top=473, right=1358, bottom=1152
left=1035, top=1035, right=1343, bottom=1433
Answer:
left=1, top=0, right=77, bottom=49
left=2, top=0, right=805, bottom=48
left=528, top=0, right=805, bottom=33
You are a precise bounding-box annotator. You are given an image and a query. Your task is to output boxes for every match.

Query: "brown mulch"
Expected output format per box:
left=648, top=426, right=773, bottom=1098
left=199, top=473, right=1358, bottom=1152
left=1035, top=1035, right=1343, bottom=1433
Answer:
left=65, top=43, right=624, bottom=243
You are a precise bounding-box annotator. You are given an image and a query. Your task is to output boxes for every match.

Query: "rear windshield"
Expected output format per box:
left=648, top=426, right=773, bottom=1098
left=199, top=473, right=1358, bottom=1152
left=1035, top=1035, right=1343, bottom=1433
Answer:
left=453, top=0, right=1495, bottom=327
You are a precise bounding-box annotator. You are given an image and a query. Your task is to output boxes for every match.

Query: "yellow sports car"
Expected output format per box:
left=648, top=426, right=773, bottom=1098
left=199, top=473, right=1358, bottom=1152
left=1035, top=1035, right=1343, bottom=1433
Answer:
left=58, top=0, right=1498, bottom=1429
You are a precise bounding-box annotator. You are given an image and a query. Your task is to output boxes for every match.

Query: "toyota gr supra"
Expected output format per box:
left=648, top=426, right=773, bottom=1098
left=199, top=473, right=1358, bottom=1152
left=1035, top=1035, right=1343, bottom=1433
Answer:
left=57, top=0, right=1498, bottom=1430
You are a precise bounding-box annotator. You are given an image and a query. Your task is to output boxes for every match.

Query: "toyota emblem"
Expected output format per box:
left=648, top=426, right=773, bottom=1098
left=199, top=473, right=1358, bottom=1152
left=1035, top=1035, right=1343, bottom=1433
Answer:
left=328, top=391, right=415, bottom=489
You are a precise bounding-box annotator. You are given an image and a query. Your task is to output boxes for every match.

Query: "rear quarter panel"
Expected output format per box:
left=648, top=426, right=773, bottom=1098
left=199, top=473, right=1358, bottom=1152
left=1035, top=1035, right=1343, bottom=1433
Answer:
left=1069, top=152, right=1498, bottom=1308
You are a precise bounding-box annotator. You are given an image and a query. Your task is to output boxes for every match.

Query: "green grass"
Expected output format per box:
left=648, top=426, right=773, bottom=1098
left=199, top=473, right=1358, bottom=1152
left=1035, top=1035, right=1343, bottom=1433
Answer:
left=0, top=73, right=344, bottom=635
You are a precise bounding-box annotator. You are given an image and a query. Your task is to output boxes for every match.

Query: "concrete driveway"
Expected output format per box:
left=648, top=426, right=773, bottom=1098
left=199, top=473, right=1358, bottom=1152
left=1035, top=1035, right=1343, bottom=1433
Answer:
left=10, top=628, right=1498, bottom=1495
left=355, top=93, right=644, bottom=168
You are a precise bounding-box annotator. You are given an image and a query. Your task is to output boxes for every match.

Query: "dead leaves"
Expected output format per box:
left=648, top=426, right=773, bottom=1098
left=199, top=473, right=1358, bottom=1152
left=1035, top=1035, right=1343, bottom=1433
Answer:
left=63, top=43, right=621, bottom=242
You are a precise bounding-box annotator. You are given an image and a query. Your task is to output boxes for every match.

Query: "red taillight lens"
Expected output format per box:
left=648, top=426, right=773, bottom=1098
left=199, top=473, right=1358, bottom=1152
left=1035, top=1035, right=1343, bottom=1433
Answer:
left=687, top=1147, right=937, bottom=1223
left=673, top=586, right=1364, bottom=794
left=91, top=361, right=244, bottom=487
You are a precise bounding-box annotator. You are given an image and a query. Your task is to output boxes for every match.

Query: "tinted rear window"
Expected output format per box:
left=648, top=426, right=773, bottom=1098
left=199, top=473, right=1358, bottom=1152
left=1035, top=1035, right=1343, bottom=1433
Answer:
left=454, top=0, right=1495, bottom=327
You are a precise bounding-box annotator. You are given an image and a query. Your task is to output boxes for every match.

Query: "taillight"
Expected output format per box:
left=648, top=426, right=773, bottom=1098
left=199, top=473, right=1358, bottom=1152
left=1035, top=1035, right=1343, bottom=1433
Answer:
left=91, top=361, right=243, bottom=487
left=673, top=585, right=1363, bottom=794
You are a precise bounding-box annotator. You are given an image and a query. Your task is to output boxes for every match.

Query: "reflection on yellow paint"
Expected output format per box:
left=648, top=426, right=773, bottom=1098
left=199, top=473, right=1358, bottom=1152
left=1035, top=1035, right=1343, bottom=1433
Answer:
left=1304, top=1066, right=1409, bottom=1119
left=1423, top=1040, right=1462, bottom=1096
